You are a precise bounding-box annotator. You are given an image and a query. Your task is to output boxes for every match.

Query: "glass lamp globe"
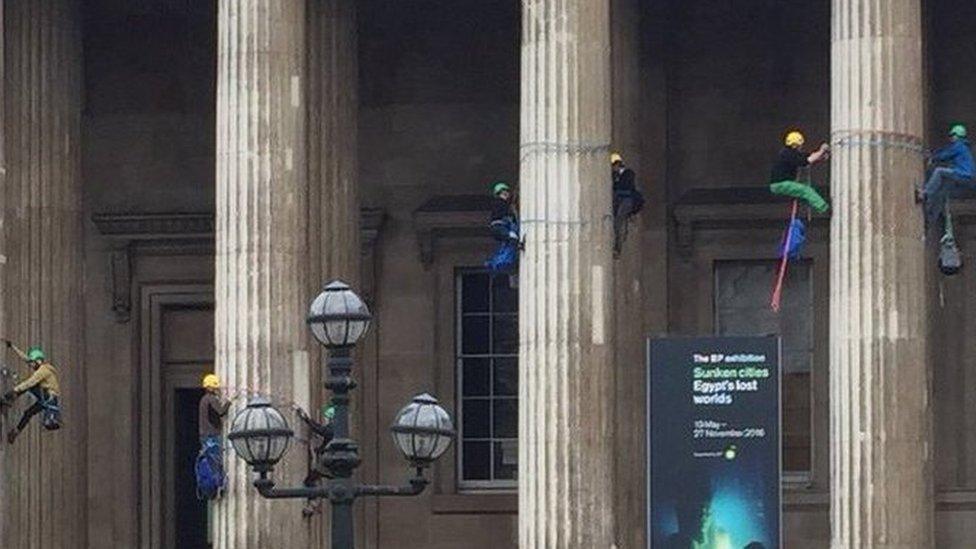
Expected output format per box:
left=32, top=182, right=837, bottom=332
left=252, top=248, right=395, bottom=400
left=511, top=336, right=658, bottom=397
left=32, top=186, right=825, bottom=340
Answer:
left=390, top=393, right=456, bottom=466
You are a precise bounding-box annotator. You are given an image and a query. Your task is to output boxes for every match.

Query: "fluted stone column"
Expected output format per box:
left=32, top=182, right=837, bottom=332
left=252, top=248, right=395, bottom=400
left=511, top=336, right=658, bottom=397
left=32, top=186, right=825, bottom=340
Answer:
left=214, top=2, right=309, bottom=547
left=830, top=0, right=932, bottom=546
left=519, top=1, right=615, bottom=547
left=306, top=2, right=360, bottom=546
left=1, top=1, right=86, bottom=548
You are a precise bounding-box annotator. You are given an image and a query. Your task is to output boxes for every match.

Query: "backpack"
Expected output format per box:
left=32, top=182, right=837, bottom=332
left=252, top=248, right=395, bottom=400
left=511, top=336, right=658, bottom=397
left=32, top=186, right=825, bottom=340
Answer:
left=940, top=203, right=963, bottom=276
left=195, top=438, right=226, bottom=500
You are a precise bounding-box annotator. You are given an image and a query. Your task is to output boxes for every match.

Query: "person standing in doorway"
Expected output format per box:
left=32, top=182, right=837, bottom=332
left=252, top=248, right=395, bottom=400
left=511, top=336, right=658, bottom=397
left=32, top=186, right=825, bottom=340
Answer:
left=196, top=373, right=230, bottom=499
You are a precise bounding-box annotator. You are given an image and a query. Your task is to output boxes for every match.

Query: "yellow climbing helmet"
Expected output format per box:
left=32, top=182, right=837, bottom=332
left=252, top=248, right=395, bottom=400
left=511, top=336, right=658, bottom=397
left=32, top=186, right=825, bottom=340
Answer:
left=610, top=152, right=623, bottom=164
left=202, top=373, right=220, bottom=390
left=785, top=131, right=805, bottom=148
left=784, top=131, right=805, bottom=148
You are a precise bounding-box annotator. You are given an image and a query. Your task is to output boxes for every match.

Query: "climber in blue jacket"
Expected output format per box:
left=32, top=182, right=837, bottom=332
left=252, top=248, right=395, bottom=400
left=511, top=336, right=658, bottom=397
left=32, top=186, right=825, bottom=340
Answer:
left=485, top=182, right=520, bottom=274
left=919, top=124, right=976, bottom=225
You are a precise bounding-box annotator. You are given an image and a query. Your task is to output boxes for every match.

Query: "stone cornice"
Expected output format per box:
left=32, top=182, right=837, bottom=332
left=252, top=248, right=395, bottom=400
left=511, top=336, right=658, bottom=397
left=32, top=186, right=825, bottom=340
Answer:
left=673, top=186, right=831, bottom=252
left=412, top=194, right=493, bottom=266
left=92, top=209, right=386, bottom=322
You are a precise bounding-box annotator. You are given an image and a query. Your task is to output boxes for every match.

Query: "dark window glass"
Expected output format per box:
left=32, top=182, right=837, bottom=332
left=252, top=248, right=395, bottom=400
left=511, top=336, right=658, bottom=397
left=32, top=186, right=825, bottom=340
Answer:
left=461, top=316, right=490, bottom=354
left=462, top=399, right=490, bottom=439
left=492, top=399, right=518, bottom=438
left=462, top=273, right=490, bottom=312
left=493, top=358, right=518, bottom=396
left=492, top=314, right=518, bottom=354
left=462, top=358, right=491, bottom=397
left=458, top=270, right=519, bottom=486
left=462, top=441, right=491, bottom=480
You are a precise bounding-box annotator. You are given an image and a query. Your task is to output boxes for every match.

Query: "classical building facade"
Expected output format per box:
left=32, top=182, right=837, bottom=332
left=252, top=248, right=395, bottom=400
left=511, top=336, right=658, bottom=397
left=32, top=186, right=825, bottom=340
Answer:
left=0, top=0, right=973, bottom=547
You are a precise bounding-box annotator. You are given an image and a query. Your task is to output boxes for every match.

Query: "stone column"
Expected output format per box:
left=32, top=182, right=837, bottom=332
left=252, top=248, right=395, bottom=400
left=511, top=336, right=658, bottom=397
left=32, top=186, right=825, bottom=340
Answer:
left=306, top=1, right=360, bottom=546
left=519, top=1, right=615, bottom=547
left=214, top=2, right=308, bottom=548
left=830, top=0, right=932, bottom=546
left=2, top=1, right=86, bottom=548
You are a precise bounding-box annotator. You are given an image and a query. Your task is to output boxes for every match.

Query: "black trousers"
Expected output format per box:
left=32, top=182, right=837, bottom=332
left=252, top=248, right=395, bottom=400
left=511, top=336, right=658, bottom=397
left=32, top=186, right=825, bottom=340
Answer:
left=15, top=389, right=57, bottom=431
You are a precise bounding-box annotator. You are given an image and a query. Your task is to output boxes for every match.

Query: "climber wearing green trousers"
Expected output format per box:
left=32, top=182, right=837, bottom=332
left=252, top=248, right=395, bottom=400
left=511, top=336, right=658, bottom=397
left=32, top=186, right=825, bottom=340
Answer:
left=769, top=130, right=831, bottom=213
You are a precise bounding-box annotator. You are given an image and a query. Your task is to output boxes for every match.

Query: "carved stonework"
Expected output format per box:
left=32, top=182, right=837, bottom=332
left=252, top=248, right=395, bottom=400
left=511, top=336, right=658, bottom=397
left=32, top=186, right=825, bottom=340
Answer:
left=93, top=210, right=384, bottom=322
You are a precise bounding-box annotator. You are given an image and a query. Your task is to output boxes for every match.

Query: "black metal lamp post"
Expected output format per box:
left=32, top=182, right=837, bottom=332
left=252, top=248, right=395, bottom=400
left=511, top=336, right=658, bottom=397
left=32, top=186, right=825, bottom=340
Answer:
left=227, top=280, right=455, bottom=549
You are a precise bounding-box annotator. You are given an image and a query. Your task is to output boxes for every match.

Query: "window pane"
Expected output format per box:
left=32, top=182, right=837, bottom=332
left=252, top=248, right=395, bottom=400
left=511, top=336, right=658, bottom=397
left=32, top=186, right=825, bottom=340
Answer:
left=493, top=358, right=518, bottom=396
left=462, top=399, right=490, bottom=439
left=493, top=398, right=517, bottom=438
left=494, top=440, right=518, bottom=480
left=462, top=316, right=490, bottom=354
left=462, top=441, right=491, bottom=480
left=492, top=314, right=518, bottom=355
left=462, top=358, right=491, bottom=397
left=492, top=274, right=517, bottom=313
left=462, top=273, right=490, bottom=313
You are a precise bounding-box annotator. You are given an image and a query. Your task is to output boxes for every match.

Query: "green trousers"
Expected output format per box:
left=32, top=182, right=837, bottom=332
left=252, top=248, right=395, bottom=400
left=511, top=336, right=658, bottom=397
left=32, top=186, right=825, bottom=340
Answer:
left=769, top=180, right=830, bottom=213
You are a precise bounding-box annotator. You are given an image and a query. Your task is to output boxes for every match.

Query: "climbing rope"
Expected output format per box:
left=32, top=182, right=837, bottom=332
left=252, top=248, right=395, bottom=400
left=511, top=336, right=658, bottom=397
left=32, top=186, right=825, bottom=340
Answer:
left=770, top=200, right=799, bottom=313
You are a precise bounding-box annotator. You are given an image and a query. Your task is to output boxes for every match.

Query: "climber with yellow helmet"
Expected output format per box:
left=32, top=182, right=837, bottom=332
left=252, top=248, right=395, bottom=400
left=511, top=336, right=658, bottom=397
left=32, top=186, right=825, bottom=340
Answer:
left=769, top=130, right=831, bottom=213
left=199, top=373, right=230, bottom=444
left=1, top=340, right=62, bottom=444
left=195, top=372, right=231, bottom=499
left=610, top=152, right=645, bottom=255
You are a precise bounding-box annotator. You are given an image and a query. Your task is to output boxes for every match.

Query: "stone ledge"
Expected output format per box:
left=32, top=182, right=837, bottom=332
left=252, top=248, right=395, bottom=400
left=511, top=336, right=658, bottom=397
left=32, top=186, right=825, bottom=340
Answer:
left=673, top=186, right=831, bottom=251
left=92, top=209, right=385, bottom=322
left=413, top=194, right=493, bottom=266
left=431, top=493, right=517, bottom=515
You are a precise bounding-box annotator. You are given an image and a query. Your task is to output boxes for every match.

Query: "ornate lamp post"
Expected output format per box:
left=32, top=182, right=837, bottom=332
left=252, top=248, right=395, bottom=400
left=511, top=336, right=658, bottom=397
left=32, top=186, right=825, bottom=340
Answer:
left=228, top=280, right=455, bottom=549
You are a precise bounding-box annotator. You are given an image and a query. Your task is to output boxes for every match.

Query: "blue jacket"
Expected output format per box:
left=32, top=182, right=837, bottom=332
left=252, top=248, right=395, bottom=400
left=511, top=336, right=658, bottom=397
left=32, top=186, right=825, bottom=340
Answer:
left=933, top=139, right=974, bottom=178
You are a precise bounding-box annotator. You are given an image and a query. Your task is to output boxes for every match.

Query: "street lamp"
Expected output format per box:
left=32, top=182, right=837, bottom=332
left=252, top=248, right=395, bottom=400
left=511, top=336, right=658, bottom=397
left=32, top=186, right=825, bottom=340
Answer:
left=228, top=280, right=455, bottom=549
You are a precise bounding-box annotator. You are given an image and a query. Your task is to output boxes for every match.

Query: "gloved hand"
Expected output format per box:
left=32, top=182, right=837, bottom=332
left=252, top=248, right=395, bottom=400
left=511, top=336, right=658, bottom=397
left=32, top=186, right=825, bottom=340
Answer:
left=1, top=390, right=15, bottom=404
left=4, top=340, right=11, bottom=348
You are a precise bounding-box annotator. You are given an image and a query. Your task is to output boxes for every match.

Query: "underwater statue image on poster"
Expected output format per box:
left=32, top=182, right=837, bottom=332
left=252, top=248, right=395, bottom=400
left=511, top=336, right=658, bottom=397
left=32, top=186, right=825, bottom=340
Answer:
left=648, top=337, right=781, bottom=549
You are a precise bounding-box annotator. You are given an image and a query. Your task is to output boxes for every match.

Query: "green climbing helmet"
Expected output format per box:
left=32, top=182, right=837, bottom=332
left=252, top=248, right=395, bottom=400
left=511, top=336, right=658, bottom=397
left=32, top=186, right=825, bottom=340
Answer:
left=26, top=347, right=45, bottom=362
left=491, top=182, right=511, bottom=196
left=950, top=124, right=968, bottom=138
left=322, top=404, right=336, bottom=421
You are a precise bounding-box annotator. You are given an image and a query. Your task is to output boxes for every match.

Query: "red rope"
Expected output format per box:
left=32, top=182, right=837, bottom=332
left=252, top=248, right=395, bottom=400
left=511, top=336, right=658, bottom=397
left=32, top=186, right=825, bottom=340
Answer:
left=770, top=200, right=799, bottom=313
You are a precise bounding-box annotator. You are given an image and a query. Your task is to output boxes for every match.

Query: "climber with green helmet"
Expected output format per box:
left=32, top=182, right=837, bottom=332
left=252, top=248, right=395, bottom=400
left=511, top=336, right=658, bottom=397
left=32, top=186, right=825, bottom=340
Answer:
left=485, top=181, right=521, bottom=276
left=1, top=340, right=62, bottom=444
left=919, top=124, right=975, bottom=226
left=295, top=403, right=337, bottom=517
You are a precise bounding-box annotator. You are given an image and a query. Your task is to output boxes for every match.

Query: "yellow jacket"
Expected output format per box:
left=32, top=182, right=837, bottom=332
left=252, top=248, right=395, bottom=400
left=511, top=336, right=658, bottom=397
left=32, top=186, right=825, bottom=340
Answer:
left=14, top=362, right=60, bottom=397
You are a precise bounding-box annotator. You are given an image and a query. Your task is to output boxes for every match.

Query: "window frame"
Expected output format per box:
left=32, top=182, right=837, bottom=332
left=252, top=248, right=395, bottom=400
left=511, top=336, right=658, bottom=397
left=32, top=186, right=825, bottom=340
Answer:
left=455, top=267, right=519, bottom=491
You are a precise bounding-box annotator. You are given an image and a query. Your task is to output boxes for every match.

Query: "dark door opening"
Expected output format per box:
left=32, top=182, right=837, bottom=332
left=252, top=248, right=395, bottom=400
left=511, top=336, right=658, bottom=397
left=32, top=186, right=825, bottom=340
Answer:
left=174, top=387, right=209, bottom=548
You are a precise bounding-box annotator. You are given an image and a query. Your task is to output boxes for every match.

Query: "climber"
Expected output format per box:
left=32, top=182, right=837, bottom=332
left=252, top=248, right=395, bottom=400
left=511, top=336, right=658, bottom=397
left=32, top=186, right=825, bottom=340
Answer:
left=485, top=181, right=520, bottom=275
left=196, top=373, right=230, bottom=499
left=918, top=124, right=975, bottom=226
left=1, top=341, right=62, bottom=444
left=610, top=152, right=645, bottom=255
left=296, top=404, right=336, bottom=517
left=769, top=130, right=831, bottom=213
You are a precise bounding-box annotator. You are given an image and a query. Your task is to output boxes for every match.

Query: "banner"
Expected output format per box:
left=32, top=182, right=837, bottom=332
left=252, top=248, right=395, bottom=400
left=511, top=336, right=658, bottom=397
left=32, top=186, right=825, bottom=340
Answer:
left=648, top=337, right=781, bottom=549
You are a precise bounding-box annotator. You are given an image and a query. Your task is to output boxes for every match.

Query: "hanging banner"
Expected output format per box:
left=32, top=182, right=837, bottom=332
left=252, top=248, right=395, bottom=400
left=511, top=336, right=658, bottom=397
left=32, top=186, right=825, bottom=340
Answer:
left=647, top=336, right=781, bottom=549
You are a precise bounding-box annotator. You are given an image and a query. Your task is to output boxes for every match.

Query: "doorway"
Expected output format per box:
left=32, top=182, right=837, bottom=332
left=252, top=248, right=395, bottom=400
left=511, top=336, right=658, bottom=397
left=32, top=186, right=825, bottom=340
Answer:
left=139, top=286, right=214, bottom=549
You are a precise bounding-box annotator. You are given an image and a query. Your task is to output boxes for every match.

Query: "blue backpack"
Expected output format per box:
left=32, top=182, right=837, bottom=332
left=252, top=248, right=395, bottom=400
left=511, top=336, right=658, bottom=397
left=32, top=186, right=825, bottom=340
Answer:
left=195, top=438, right=225, bottom=500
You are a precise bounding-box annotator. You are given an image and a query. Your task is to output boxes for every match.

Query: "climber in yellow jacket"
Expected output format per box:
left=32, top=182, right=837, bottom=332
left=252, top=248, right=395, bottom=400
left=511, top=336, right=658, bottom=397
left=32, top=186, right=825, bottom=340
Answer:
left=2, top=340, right=62, bottom=444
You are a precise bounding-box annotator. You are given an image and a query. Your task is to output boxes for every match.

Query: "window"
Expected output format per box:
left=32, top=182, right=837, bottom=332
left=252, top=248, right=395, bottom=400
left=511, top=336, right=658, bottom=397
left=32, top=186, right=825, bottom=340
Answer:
left=456, top=270, right=518, bottom=489
left=714, top=260, right=813, bottom=473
